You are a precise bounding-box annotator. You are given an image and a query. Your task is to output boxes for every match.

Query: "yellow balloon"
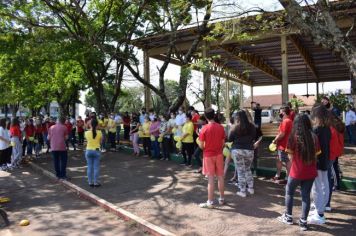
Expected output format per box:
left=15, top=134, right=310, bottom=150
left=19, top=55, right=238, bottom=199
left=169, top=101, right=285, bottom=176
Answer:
left=10, top=141, right=15, bottom=147
left=174, top=136, right=181, bottom=142
left=150, top=135, right=156, bottom=141
left=158, top=137, right=163, bottom=143
left=196, top=138, right=201, bottom=146
left=138, top=131, right=143, bottom=137
left=0, top=197, right=10, bottom=203
left=172, top=128, right=177, bottom=134
left=223, top=147, right=231, bottom=157
left=176, top=141, right=182, bottom=149
left=226, top=142, right=232, bottom=149
left=269, top=143, right=277, bottom=152
left=29, top=137, right=34, bottom=141
left=19, top=219, right=30, bottom=226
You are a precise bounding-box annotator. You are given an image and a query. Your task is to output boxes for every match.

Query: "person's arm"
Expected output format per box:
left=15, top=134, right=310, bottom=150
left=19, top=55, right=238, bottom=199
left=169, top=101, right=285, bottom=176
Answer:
left=0, top=129, right=10, bottom=144
left=253, top=136, right=263, bottom=149
left=273, top=132, right=285, bottom=144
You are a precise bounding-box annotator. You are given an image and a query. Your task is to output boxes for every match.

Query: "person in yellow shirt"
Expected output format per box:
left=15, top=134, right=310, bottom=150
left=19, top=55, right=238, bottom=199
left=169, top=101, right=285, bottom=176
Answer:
left=98, top=114, right=108, bottom=152
left=181, top=113, right=194, bottom=166
left=85, top=119, right=102, bottom=187
left=107, top=113, right=117, bottom=151
left=141, top=116, right=152, bottom=157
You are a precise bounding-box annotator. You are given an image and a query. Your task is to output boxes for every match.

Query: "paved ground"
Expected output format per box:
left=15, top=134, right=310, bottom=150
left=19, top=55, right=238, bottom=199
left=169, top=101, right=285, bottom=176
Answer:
left=0, top=168, right=145, bottom=236
left=30, top=146, right=356, bottom=236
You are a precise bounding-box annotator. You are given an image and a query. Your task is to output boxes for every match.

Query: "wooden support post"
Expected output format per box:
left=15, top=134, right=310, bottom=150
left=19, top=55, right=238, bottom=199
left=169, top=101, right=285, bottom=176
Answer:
left=281, top=35, right=289, bottom=104
left=203, top=41, right=211, bottom=108
left=143, top=50, right=151, bottom=110
left=250, top=85, right=254, bottom=103
left=239, top=83, right=244, bottom=109
left=225, top=79, right=230, bottom=120
left=316, top=82, right=319, bottom=98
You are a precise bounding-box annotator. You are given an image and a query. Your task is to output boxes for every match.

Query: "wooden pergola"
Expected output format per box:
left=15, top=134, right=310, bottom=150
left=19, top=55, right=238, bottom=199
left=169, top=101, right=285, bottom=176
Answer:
left=132, top=1, right=356, bottom=116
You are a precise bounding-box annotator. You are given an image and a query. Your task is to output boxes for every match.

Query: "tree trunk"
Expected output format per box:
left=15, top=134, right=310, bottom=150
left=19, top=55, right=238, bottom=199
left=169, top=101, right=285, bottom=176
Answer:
left=58, top=102, right=69, bottom=118
left=10, top=104, right=19, bottom=118
left=169, top=65, right=191, bottom=112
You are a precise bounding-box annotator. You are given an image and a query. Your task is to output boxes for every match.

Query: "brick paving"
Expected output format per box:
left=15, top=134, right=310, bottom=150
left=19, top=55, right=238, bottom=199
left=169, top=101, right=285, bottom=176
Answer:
left=30, top=147, right=356, bottom=236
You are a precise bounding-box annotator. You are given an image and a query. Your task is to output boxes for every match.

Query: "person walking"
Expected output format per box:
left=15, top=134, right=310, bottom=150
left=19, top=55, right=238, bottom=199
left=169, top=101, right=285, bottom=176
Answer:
left=76, top=116, right=85, bottom=146
left=277, top=114, right=321, bottom=231
left=0, top=118, right=11, bottom=171
left=229, top=110, right=256, bottom=197
left=198, top=108, right=226, bottom=208
left=48, top=117, right=69, bottom=180
left=85, top=119, right=102, bottom=187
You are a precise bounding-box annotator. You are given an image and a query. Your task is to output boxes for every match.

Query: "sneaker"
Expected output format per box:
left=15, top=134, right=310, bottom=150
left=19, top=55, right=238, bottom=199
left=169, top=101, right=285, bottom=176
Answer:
left=325, top=206, right=332, bottom=212
left=277, top=213, right=293, bottom=225
left=308, top=208, right=317, bottom=217
left=199, top=201, right=214, bottom=209
left=227, top=180, right=236, bottom=185
left=218, top=198, right=225, bottom=205
left=236, top=191, right=247, bottom=197
left=299, top=219, right=308, bottom=231
left=308, top=213, right=326, bottom=225
left=247, top=188, right=254, bottom=195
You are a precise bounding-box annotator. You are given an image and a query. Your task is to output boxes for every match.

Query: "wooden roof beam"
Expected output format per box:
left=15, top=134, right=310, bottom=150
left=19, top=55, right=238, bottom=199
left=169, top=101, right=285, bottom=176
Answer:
left=150, top=54, right=251, bottom=85
left=288, top=35, right=318, bottom=80
left=218, top=45, right=282, bottom=81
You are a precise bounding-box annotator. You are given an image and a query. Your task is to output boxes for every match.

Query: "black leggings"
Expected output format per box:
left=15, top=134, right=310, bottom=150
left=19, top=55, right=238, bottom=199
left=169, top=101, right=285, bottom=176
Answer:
left=0, top=147, right=12, bottom=166
left=182, top=142, right=194, bottom=165
left=142, top=137, right=151, bottom=157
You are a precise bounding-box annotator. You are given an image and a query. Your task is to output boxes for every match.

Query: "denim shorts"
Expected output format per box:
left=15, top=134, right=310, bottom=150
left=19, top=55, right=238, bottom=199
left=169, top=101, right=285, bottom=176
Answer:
left=278, top=150, right=289, bottom=163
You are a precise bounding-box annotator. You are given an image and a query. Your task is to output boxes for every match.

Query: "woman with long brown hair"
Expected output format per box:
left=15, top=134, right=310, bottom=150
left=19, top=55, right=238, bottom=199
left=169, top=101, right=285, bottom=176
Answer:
left=277, top=114, right=320, bottom=231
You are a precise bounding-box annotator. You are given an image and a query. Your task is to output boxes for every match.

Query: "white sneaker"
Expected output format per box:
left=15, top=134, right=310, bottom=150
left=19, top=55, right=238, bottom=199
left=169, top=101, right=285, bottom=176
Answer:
left=308, top=208, right=317, bottom=216
left=236, top=191, right=247, bottom=197
left=247, top=188, right=254, bottom=195
left=308, top=213, right=326, bottom=225
left=199, top=201, right=214, bottom=209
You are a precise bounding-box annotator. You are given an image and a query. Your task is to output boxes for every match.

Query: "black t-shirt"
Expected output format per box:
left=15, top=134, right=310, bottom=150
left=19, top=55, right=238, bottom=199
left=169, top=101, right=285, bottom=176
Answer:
left=228, top=125, right=256, bottom=150
left=254, top=108, right=262, bottom=122
left=313, top=126, right=331, bottom=171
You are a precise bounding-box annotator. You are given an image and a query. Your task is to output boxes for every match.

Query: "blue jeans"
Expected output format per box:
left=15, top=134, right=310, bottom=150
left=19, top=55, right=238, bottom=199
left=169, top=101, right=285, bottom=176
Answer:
left=151, top=137, right=160, bottom=159
left=327, top=160, right=336, bottom=207
left=286, top=177, right=314, bottom=220
left=85, top=150, right=101, bottom=184
left=52, top=151, right=68, bottom=179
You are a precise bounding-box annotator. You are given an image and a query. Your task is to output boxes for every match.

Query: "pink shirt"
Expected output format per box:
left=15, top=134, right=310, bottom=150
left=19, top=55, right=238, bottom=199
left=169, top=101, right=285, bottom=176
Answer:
left=149, top=121, right=161, bottom=137
left=48, top=124, right=68, bottom=151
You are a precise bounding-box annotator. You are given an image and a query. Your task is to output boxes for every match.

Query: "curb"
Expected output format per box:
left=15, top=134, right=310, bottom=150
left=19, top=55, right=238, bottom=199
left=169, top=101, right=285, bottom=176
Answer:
left=28, top=162, right=176, bottom=236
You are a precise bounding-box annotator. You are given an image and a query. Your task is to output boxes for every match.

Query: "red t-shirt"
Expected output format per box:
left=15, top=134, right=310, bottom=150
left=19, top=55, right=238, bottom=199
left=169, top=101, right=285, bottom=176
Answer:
left=77, top=120, right=85, bottom=133
left=330, top=127, right=344, bottom=160
left=289, top=110, right=296, bottom=121
left=192, top=113, right=200, bottom=131
left=10, top=125, right=21, bottom=138
left=277, top=117, right=293, bottom=151
left=24, top=125, right=35, bottom=138
left=287, top=134, right=320, bottom=180
left=65, top=123, right=73, bottom=133
left=199, top=122, right=225, bottom=157
left=35, top=126, right=43, bottom=134
left=42, top=123, right=48, bottom=133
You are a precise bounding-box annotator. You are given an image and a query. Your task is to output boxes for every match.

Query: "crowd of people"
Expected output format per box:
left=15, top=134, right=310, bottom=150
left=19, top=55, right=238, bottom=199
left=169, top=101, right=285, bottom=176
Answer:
left=0, top=95, right=355, bottom=231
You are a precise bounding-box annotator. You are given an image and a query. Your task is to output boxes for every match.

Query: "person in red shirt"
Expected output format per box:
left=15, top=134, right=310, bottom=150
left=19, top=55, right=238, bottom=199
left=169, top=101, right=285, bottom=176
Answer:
left=191, top=109, right=200, bottom=148
left=272, top=105, right=293, bottom=184
left=277, top=114, right=321, bottom=231
left=34, top=120, right=44, bottom=157
left=198, top=108, right=226, bottom=208
left=10, top=118, right=22, bottom=167
left=122, top=112, right=131, bottom=140
left=77, top=116, right=85, bottom=145
left=65, top=119, right=76, bottom=150
left=23, top=119, right=35, bottom=157
left=326, top=114, right=345, bottom=209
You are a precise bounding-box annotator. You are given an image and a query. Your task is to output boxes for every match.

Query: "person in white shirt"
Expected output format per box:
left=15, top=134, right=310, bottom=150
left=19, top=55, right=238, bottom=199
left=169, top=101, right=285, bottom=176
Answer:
left=148, top=108, right=156, bottom=121
left=0, top=118, right=11, bottom=170
left=345, top=105, right=356, bottom=144
left=175, top=107, right=186, bottom=127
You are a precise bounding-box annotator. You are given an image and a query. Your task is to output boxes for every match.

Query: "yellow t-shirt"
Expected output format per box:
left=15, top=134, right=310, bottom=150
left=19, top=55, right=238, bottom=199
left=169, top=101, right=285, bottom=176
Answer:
left=182, top=121, right=194, bottom=143
left=85, top=130, right=102, bottom=150
left=107, top=118, right=116, bottom=133
left=142, top=121, right=151, bottom=138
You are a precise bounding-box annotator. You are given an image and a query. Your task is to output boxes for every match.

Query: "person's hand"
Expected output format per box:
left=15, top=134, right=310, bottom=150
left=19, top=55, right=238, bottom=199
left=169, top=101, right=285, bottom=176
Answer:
left=272, top=139, right=276, bottom=144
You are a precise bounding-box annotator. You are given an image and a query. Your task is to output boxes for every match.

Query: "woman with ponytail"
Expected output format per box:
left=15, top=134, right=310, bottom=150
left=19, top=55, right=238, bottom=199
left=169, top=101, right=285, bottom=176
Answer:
left=85, top=119, right=102, bottom=187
